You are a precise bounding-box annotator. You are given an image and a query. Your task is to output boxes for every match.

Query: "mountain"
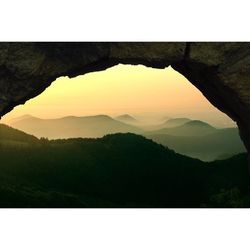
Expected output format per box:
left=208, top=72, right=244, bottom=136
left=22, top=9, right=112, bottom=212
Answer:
left=8, top=114, right=35, bottom=124
left=0, top=131, right=248, bottom=207
left=9, top=115, right=143, bottom=139
left=8, top=114, right=246, bottom=162
left=147, top=120, right=216, bottom=137
left=146, top=128, right=246, bottom=161
left=138, top=117, right=191, bottom=131
left=115, top=114, right=139, bottom=125
left=0, top=123, right=38, bottom=145
left=0, top=132, right=204, bottom=207
left=162, top=117, right=191, bottom=128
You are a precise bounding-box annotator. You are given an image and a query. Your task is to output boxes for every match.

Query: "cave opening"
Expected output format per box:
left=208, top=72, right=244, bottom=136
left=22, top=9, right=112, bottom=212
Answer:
left=1, top=64, right=246, bottom=162
left=0, top=43, right=250, bottom=207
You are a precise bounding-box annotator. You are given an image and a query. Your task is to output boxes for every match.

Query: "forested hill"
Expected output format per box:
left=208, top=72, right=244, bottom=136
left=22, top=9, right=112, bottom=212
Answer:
left=0, top=129, right=248, bottom=207
left=0, top=123, right=38, bottom=143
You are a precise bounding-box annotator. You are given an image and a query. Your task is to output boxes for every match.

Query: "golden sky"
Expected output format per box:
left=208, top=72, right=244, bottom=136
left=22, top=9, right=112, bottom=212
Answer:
left=2, top=64, right=234, bottom=126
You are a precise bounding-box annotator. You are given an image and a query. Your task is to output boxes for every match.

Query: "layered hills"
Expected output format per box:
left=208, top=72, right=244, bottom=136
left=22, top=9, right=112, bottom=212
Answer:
left=9, top=115, right=142, bottom=139
left=5, top=114, right=246, bottom=161
left=145, top=119, right=245, bottom=161
left=0, top=124, right=248, bottom=207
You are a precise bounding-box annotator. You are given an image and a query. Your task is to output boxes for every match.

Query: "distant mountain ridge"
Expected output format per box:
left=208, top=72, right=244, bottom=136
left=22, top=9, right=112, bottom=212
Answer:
left=162, top=117, right=191, bottom=128
left=146, top=120, right=216, bottom=137
left=145, top=120, right=246, bottom=161
left=6, top=114, right=246, bottom=162
left=9, top=114, right=143, bottom=139
left=139, top=117, right=192, bottom=131
left=8, top=114, right=39, bottom=124
left=115, top=114, right=139, bottom=125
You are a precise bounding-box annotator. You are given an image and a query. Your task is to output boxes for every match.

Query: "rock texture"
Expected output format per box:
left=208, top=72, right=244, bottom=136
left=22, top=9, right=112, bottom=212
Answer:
left=0, top=42, right=249, bottom=156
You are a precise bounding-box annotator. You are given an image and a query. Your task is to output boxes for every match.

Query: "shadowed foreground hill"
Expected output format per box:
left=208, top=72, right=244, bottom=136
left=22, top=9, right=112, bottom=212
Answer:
left=0, top=127, right=249, bottom=207
left=0, top=133, right=204, bottom=207
left=0, top=123, right=38, bottom=144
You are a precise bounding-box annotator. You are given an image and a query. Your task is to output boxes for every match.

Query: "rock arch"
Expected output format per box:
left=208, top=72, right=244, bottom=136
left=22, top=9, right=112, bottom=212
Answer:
left=0, top=42, right=249, bottom=155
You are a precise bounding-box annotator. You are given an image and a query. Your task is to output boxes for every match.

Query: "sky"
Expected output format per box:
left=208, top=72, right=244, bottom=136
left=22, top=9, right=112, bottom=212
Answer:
left=2, top=64, right=235, bottom=127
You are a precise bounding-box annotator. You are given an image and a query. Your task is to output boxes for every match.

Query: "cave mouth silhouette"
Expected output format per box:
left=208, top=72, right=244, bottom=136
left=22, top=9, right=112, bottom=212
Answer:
left=0, top=43, right=249, bottom=160
left=2, top=64, right=245, bottom=162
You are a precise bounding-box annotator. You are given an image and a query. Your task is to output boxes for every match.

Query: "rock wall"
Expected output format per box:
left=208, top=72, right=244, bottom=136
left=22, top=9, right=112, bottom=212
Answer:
left=0, top=42, right=249, bottom=154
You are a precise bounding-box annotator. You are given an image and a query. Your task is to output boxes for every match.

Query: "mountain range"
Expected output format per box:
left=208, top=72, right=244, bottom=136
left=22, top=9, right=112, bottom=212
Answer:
left=5, top=114, right=246, bottom=161
left=145, top=120, right=246, bottom=161
left=146, top=120, right=216, bottom=137
left=0, top=123, right=248, bottom=207
left=9, top=114, right=142, bottom=139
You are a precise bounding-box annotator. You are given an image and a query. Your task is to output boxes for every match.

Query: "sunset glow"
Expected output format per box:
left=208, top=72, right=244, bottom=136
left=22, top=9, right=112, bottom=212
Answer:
left=2, top=64, right=234, bottom=126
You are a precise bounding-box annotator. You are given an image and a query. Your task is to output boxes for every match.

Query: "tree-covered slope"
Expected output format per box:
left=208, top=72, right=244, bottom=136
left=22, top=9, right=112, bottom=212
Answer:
left=0, top=123, right=38, bottom=144
left=0, top=126, right=248, bottom=207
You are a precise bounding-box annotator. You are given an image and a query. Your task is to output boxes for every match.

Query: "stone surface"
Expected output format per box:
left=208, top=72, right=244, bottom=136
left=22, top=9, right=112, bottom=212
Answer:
left=0, top=42, right=249, bottom=156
